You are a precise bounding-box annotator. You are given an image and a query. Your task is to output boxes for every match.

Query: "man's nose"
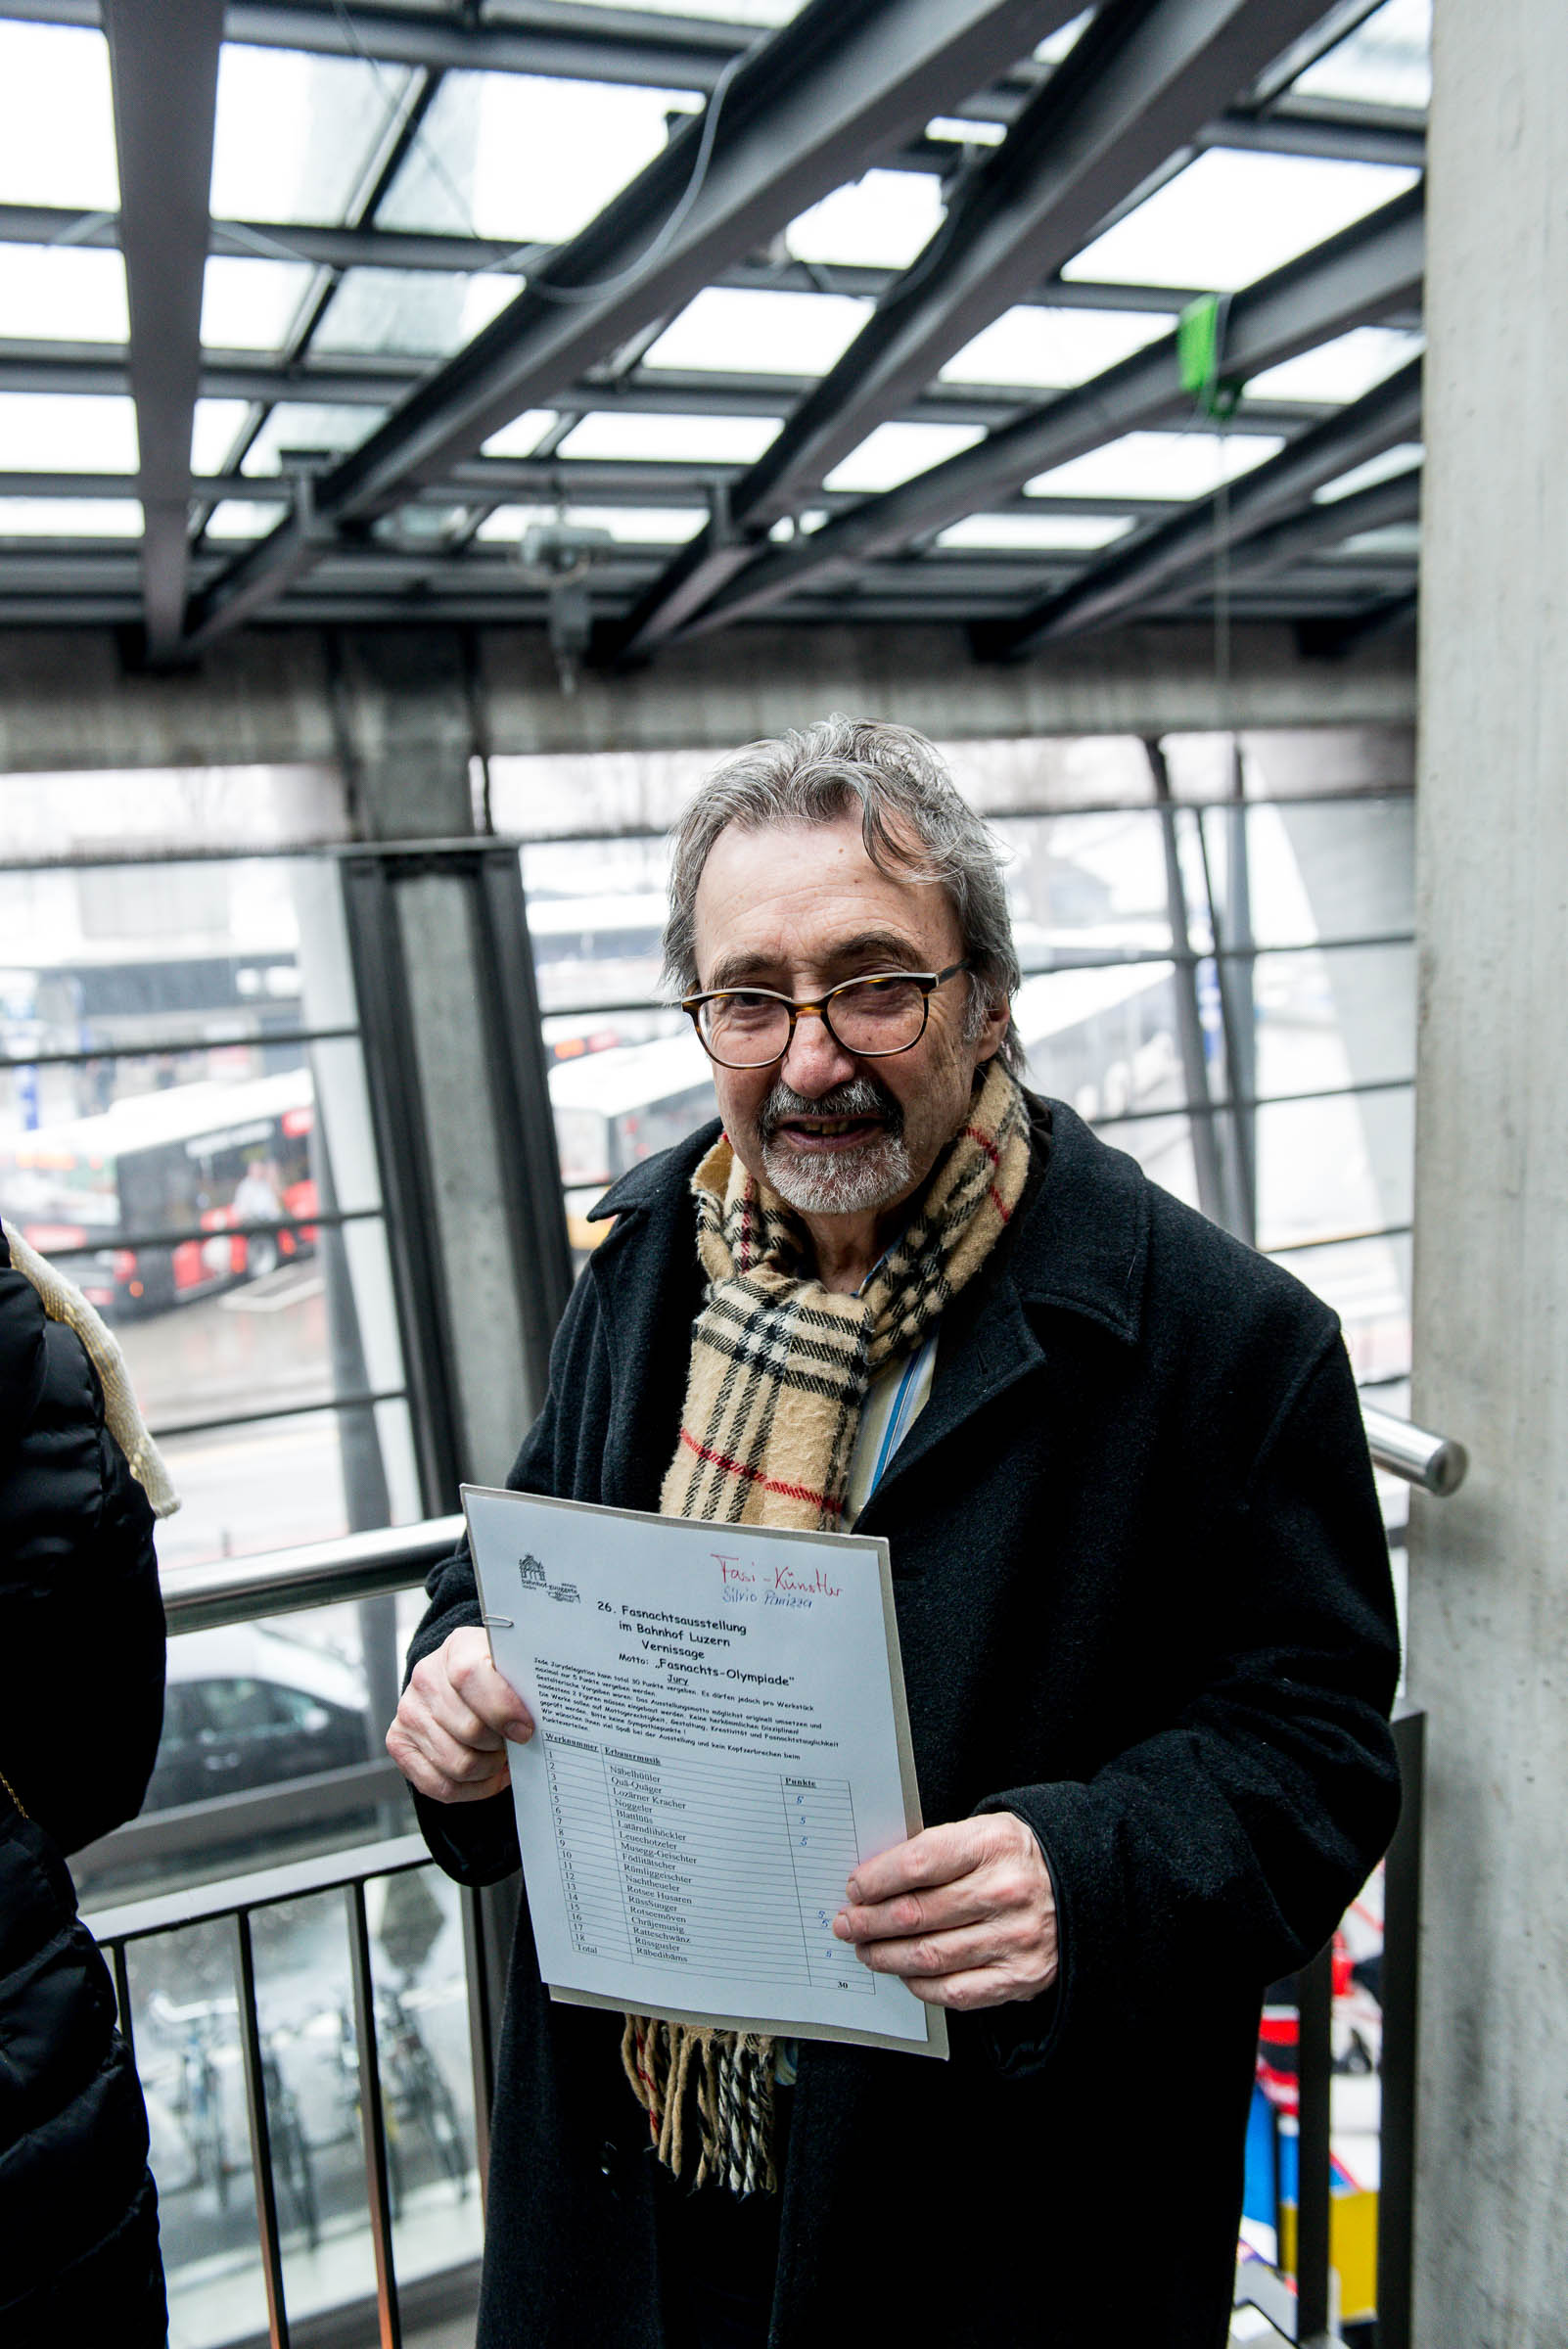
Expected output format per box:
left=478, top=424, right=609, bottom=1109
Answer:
left=780, top=1007, right=858, bottom=1096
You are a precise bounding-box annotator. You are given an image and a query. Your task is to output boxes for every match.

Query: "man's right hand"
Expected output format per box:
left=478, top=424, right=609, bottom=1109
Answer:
left=386, top=1627, right=534, bottom=1804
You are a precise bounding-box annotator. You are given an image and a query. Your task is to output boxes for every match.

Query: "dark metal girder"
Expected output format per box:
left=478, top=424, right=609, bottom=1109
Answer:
left=1202, top=461, right=1419, bottom=584
left=0, top=345, right=1314, bottom=435
left=605, top=0, right=1342, bottom=663
left=102, top=0, right=226, bottom=663
left=978, top=351, right=1422, bottom=655
left=1205, top=102, right=1424, bottom=168
left=672, top=182, right=1424, bottom=638
left=1295, top=586, right=1417, bottom=655
left=179, top=0, right=1084, bottom=655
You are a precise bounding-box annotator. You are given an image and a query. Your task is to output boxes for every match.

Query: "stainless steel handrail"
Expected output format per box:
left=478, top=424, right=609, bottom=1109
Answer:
left=161, top=1512, right=465, bottom=1632
left=1361, top=1404, right=1468, bottom=1497
left=158, top=1406, right=1466, bottom=1635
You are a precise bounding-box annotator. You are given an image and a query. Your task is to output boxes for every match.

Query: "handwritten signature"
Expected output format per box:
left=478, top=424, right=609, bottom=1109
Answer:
left=712, top=1552, right=842, bottom=1600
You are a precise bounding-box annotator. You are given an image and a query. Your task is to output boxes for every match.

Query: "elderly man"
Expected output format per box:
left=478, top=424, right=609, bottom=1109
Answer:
left=390, top=716, right=1399, bottom=2349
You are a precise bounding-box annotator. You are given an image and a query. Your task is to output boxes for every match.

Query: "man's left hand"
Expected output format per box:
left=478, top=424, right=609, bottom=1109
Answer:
left=831, top=1813, right=1058, bottom=2010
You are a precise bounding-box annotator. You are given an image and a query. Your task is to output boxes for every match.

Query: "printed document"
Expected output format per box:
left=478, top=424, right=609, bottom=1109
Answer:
left=463, top=1486, right=946, bottom=2057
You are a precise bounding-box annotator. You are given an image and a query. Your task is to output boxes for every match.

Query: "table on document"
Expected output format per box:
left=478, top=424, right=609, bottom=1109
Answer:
left=542, top=1736, right=873, bottom=1995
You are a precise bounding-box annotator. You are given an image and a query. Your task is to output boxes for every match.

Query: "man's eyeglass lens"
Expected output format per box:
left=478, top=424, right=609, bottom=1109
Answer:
left=696, top=976, right=931, bottom=1067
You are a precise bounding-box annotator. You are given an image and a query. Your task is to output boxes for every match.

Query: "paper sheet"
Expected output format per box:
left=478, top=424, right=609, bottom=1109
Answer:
left=462, top=1485, right=946, bottom=2057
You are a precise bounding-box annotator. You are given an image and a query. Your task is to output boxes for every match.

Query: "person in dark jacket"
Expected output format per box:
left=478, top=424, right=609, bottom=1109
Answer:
left=389, top=718, right=1400, bottom=2348
left=0, top=1221, right=172, bottom=2346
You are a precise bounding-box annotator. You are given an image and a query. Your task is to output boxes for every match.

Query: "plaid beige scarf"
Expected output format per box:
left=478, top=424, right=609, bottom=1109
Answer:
left=621, top=1060, right=1032, bottom=2190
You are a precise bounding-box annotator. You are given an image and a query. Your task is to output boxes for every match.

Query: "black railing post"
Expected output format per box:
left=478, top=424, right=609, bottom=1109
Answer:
left=110, top=1938, right=136, bottom=2058
left=460, top=1885, right=496, bottom=2206
left=347, top=1879, right=403, bottom=2349
left=1377, top=1709, right=1424, bottom=2349
left=233, top=1909, right=292, bottom=2349
left=1296, top=1936, right=1336, bottom=2342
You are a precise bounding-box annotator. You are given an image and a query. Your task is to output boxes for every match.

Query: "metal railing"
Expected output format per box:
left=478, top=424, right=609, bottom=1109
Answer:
left=154, top=1404, right=1463, bottom=1641
left=89, top=1833, right=502, bottom=2349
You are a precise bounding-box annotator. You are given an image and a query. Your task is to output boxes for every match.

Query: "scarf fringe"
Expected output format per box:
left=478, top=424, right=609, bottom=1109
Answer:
left=622, top=2015, right=777, bottom=2196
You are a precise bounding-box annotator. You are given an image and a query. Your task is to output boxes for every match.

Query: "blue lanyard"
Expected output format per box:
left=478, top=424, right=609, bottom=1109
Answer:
left=865, top=1342, right=929, bottom=1501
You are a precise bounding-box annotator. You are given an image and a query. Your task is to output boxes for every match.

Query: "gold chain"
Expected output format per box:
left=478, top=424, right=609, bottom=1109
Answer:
left=0, top=1761, right=28, bottom=1819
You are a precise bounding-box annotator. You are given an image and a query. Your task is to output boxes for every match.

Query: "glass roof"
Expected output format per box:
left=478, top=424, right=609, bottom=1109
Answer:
left=0, top=23, right=119, bottom=210
left=0, top=245, right=128, bottom=345
left=823, top=421, right=988, bottom=495
left=481, top=411, right=559, bottom=460
left=205, top=500, right=287, bottom=541
left=0, top=0, right=1428, bottom=640
left=1037, top=12, right=1096, bottom=65
left=1243, top=326, right=1421, bottom=405
left=1025, top=430, right=1285, bottom=501
left=475, top=504, right=708, bottom=546
left=641, top=288, right=875, bottom=377
left=0, top=497, right=142, bottom=538
left=786, top=170, right=945, bottom=270
left=1314, top=442, right=1422, bottom=501
left=376, top=73, right=702, bottom=246
left=201, top=256, right=317, bottom=352
left=191, top=399, right=254, bottom=478
left=241, top=404, right=391, bottom=475
left=1292, top=0, right=1430, bottom=111
left=926, top=116, right=1005, bottom=148
left=1332, top=522, right=1421, bottom=557
left=940, top=303, right=1175, bottom=389
left=0, top=392, right=139, bottom=474
left=554, top=413, right=783, bottom=465
left=310, top=267, right=518, bottom=358
left=936, top=512, right=1133, bottom=552
left=209, top=45, right=416, bottom=229
left=1063, top=151, right=1422, bottom=292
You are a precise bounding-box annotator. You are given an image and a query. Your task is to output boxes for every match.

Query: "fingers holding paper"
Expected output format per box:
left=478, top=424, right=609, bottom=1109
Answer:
left=831, top=1813, right=1058, bottom=2010
left=387, top=1625, right=534, bottom=1804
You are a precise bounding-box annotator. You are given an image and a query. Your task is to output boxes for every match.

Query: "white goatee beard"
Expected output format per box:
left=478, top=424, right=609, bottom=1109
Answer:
left=761, top=1130, right=912, bottom=1218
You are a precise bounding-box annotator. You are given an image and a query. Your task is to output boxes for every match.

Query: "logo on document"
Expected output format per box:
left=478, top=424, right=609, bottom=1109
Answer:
left=517, top=1553, right=580, bottom=1603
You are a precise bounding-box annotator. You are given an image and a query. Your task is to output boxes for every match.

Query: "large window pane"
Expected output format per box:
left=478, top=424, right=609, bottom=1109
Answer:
left=1256, top=1088, right=1413, bottom=1252
left=0, top=849, right=418, bottom=1565
left=1014, top=963, right=1185, bottom=1123
left=1254, top=944, right=1415, bottom=1100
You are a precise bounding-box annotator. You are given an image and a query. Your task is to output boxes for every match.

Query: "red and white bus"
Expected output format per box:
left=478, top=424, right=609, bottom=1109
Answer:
left=0, top=1067, right=318, bottom=1315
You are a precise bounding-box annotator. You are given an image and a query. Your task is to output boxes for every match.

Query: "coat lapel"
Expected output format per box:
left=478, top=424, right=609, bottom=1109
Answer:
left=853, top=1100, right=1148, bottom=1527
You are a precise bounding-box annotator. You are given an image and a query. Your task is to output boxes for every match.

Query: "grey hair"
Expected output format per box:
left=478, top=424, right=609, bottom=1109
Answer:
left=664, top=714, right=1024, bottom=1076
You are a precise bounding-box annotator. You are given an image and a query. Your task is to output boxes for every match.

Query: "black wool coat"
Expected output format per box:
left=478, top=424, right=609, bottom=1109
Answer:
left=0, top=1230, right=168, bottom=2347
left=407, top=1097, right=1401, bottom=2349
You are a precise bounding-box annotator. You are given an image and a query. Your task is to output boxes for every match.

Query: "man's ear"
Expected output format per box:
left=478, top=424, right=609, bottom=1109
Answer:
left=974, top=990, right=1013, bottom=1067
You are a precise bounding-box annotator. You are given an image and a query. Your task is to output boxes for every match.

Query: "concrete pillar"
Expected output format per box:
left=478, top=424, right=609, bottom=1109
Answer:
left=1407, top=1, right=1568, bottom=2340
left=330, top=626, right=476, bottom=841
left=328, top=628, right=571, bottom=1496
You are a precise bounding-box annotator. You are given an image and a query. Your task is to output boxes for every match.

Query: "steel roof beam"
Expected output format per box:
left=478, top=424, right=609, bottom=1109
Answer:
left=1, top=348, right=1309, bottom=433
left=1191, top=462, right=1419, bottom=587
left=669, top=182, right=1423, bottom=639
left=177, top=0, right=1084, bottom=656
left=606, top=0, right=1342, bottom=663
left=1295, top=587, right=1417, bottom=656
left=101, top=0, right=225, bottom=664
left=976, top=353, right=1422, bottom=656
